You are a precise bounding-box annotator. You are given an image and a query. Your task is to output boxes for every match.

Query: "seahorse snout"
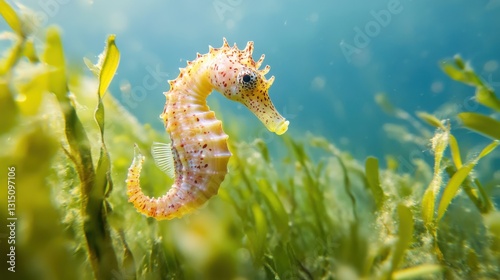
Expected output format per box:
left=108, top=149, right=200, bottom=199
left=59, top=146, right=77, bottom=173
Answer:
left=264, top=115, right=289, bottom=135
left=245, top=98, right=289, bottom=135
left=274, top=119, right=289, bottom=135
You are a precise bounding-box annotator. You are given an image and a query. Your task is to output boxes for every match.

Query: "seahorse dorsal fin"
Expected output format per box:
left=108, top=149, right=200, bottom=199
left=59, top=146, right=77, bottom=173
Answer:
left=151, top=142, right=175, bottom=178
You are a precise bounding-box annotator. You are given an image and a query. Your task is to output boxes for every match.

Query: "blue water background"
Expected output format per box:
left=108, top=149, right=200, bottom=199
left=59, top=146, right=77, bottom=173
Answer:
left=4, top=0, right=500, bottom=172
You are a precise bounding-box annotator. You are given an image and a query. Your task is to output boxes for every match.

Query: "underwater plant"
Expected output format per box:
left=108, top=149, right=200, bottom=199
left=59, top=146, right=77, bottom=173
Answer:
left=1, top=2, right=499, bottom=279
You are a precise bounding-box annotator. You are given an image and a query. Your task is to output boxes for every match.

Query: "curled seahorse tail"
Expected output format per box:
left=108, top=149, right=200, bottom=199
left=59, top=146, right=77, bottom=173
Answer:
left=126, top=145, right=170, bottom=219
left=126, top=145, right=203, bottom=220
left=126, top=144, right=149, bottom=214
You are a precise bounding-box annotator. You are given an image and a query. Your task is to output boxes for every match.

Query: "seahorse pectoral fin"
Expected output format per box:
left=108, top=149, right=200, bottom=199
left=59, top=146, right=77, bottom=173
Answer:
left=151, top=141, right=175, bottom=178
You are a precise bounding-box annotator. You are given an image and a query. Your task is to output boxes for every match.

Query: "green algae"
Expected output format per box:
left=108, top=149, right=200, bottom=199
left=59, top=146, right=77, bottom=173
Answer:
left=1, top=3, right=500, bottom=280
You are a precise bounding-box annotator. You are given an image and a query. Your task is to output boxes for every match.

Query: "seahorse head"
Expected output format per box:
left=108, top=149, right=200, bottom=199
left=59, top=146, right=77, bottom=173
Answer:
left=208, top=38, right=289, bottom=135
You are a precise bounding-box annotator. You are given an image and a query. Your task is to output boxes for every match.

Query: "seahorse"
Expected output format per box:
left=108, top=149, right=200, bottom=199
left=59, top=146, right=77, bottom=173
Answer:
left=126, top=38, right=289, bottom=220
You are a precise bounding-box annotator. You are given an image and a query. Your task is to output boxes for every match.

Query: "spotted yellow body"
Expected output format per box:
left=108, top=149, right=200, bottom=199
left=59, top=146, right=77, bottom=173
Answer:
left=126, top=38, right=289, bottom=220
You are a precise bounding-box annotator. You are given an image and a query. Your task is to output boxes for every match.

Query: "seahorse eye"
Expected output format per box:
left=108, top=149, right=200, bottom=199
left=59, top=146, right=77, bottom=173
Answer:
left=238, top=70, right=257, bottom=90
